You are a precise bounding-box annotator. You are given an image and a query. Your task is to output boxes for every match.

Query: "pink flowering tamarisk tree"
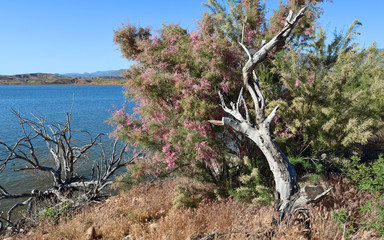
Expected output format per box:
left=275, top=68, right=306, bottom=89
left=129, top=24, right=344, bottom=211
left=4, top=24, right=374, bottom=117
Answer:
left=209, top=7, right=332, bottom=221
left=112, top=20, right=248, bottom=183
left=112, top=0, right=332, bottom=223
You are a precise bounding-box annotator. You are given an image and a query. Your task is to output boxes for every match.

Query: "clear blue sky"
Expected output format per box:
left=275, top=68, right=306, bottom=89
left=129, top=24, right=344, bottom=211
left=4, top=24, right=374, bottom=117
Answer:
left=0, top=0, right=382, bottom=75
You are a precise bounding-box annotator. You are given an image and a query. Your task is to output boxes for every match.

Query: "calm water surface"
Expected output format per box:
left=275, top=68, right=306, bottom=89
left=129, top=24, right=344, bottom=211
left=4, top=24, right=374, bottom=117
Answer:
left=0, top=85, right=132, bottom=214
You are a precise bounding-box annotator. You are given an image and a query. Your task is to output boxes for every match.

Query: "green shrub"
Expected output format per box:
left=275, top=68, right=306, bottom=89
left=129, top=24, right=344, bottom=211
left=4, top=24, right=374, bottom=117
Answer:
left=359, top=199, right=384, bottom=236
left=40, top=201, right=69, bottom=223
left=347, top=154, right=384, bottom=236
left=288, top=156, right=324, bottom=175
left=331, top=208, right=355, bottom=239
left=227, top=157, right=273, bottom=205
left=172, top=184, right=201, bottom=209
left=270, top=21, right=384, bottom=157
left=349, top=154, right=384, bottom=195
left=113, top=158, right=159, bottom=191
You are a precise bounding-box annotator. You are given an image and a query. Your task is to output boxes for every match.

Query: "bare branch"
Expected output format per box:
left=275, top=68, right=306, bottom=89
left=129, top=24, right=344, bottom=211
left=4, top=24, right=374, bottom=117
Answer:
left=240, top=16, right=247, bottom=45
left=239, top=42, right=252, bottom=60
left=265, top=105, right=279, bottom=128
left=218, top=91, right=246, bottom=122
left=0, top=185, right=9, bottom=195
left=252, top=71, right=265, bottom=108
left=208, top=120, right=224, bottom=126
left=242, top=7, right=306, bottom=85
left=240, top=97, right=250, bottom=123
left=261, top=39, right=266, bottom=47
left=286, top=10, right=294, bottom=25
left=307, top=187, right=333, bottom=204
left=0, top=191, right=39, bottom=200
left=0, top=107, right=141, bottom=229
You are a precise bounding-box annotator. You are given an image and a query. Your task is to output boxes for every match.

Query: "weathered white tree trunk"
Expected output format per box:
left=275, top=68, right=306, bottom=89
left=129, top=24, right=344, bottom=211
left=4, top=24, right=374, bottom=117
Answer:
left=210, top=7, right=332, bottom=222
left=220, top=112, right=299, bottom=213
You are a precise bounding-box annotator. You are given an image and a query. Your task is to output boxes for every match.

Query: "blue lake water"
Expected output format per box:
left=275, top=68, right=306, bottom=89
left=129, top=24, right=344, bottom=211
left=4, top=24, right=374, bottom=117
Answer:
left=0, top=85, right=132, bottom=214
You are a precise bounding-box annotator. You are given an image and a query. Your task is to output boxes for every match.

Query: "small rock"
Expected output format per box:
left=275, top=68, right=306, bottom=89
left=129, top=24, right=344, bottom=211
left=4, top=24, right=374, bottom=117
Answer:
left=85, top=226, right=96, bottom=240
left=302, top=185, right=324, bottom=200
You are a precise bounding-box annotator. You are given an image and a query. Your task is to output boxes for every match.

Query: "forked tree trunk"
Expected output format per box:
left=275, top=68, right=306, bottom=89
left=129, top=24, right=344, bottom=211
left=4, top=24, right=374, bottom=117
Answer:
left=221, top=114, right=299, bottom=213
left=209, top=7, right=332, bottom=222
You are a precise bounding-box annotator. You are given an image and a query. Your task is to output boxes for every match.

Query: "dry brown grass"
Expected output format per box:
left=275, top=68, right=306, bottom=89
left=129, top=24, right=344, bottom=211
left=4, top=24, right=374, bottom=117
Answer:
left=13, top=175, right=380, bottom=240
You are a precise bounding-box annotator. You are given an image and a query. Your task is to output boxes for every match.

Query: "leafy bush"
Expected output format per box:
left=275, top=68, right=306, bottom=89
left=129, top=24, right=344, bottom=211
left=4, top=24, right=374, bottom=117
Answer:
left=349, top=154, right=384, bottom=195
left=113, top=158, right=159, bottom=191
left=289, top=155, right=324, bottom=175
left=359, top=199, right=384, bottom=237
left=172, top=184, right=201, bottom=209
left=347, top=154, right=384, bottom=236
left=40, top=201, right=69, bottom=223
left=226, top=157, right=273, bottom=205
left=269, top=21, right=384, bottom=157
left=331, top=208, right=355, bottom=239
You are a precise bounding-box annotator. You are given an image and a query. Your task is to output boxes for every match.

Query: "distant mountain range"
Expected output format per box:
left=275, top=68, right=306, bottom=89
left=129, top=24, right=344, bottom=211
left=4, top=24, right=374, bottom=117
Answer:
left=0, top=70, right=126, bottom=85
left=58, top=69, right=126, bottom=78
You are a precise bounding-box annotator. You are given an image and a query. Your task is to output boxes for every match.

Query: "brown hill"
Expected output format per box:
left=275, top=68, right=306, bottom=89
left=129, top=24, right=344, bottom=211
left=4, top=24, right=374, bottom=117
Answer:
left=0, top=73, right=124, bottom=85
left=0, top=73, right=88, bottom=85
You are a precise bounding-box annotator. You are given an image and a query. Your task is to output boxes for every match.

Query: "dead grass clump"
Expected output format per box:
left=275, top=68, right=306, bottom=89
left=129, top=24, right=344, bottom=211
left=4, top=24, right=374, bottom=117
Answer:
left=136, top=198, right=261, bottom=239
left=320, top=175, right=373, bottom=210
left=16, top=180, right=177, bottom=240
left=13, top=175, right=383, bottom=240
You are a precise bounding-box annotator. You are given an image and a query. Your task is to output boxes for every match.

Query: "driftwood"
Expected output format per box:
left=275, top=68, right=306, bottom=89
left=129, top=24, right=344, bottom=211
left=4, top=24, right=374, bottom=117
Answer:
left=209, top=7, right=332, bottom=222
left=0, top=107, right=142, bottom=231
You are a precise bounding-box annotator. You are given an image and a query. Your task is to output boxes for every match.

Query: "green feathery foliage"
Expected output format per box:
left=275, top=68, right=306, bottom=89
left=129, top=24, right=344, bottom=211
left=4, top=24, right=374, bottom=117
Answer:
left=268, top=20, right=384, bottom=157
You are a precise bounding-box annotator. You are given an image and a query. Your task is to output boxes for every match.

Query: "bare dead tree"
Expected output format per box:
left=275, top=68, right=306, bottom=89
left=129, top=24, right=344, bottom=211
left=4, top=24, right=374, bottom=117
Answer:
left=209, top=7, right=332, bottom=223
left=0, top=108, right=142, bottom=231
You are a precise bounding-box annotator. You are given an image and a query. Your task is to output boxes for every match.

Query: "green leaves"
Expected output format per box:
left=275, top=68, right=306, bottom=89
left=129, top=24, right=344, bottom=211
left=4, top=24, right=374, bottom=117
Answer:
left=270, top=21, right=384, bottom=156
left=348, top=154, right=384, bottom=236
left=349, top=154, right=384, bottom=195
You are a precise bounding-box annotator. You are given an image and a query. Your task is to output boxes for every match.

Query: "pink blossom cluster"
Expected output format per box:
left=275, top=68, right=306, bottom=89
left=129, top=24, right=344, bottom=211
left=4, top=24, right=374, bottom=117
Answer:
left=162, top=144, right=178, bottom=170
left=112, top=20, right=244, bottom=172
left=195, top=141, right=217, bottom=169
left=183, top=120, right=210, bottom=138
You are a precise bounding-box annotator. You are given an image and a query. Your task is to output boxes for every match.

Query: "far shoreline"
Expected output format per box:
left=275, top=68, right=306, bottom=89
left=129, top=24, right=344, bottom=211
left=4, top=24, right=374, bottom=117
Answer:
left=0, top=81, right=125, bottom=86
left=0, top=71, right=126, bottom=86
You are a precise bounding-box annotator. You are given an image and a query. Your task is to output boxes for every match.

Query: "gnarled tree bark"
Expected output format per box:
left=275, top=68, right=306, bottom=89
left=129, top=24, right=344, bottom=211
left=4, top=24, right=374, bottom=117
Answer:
left=209, top=7, right=332, bottom=223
